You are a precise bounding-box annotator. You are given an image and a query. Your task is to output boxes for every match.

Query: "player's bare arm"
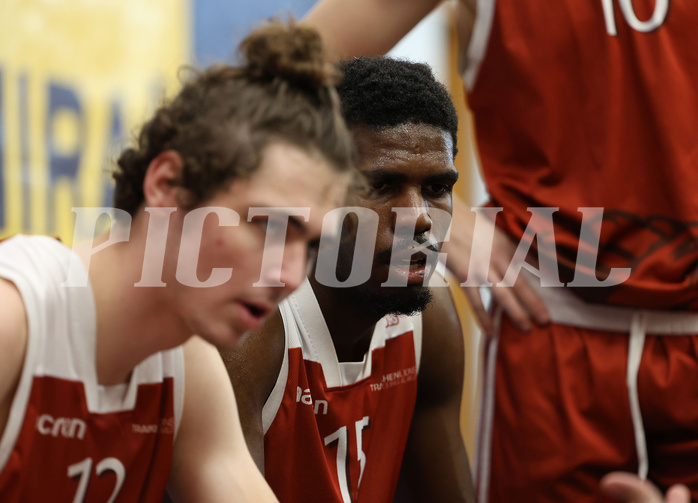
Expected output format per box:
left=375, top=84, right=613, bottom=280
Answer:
left=218, top=310, right=286, bottom=473
left=304, top=0, right=478, bottom=60
left=455, top=0, right=476, bottom=75
left=396, top=283, right=475, bottom=502
left=443, top=200, right=550, bottom=336
left=0, top=279, right=28, bottom=440
left=303, top=0, right=476, bottom=65
left=167, top=337, right=277, bottom=502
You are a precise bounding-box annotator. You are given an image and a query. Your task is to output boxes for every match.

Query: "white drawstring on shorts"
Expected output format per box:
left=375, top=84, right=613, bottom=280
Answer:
left=627, top=312, right=648, bottom=479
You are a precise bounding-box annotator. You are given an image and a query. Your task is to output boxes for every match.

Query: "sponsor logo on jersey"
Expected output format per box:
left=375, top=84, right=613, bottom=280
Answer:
left=370, top=365, right=417, bottom=391
left=297, top=386, right=328, bottom=415
left=36, top=414, right=86, bottom=439
left=385, top=314, right=400, bottom=327
left=131, top=416, right=175, bottom=435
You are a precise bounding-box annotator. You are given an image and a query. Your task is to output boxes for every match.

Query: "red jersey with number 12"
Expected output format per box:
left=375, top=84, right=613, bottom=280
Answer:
left=0, top=236, right=184, bottom=502
left=263, top=280, right=422, bottom=502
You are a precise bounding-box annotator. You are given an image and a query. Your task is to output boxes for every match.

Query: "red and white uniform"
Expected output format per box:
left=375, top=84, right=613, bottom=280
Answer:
left=465, top=0, right=698, bottom=309
left=462, top=2, right=698, bottom=501
left=263, top=279, right=422, bottom=502
left=0, top=236, right=184, bottom=503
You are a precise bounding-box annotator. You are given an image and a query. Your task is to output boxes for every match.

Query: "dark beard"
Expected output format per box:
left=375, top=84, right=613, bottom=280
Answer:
left=353, top=286, right=433, bottom=318
left=328, top=226, right=438, bottom=317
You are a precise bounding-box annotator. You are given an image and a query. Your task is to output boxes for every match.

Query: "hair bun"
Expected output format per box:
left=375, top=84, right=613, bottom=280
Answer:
left=240, top=19, right=339, bottom=89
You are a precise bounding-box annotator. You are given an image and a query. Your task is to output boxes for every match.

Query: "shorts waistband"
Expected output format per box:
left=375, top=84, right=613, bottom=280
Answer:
left=524, top=271, right=698, bottom=335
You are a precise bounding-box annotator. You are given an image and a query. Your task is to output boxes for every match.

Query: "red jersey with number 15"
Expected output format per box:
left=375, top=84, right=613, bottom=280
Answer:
left=263, top=279, right=422, bottom=502
left=0, top=236, right=184, bottom=502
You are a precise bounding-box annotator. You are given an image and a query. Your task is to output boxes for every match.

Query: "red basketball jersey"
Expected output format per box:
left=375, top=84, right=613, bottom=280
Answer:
left=263, top=280, right=422, bottom=502
left=464, top=0, right=698, bottom=309
left=0, top=236, right=184, bottom=502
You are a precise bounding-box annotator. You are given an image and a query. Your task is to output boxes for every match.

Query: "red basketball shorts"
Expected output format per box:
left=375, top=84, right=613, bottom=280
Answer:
left=475, top=284, right=698, bottom=503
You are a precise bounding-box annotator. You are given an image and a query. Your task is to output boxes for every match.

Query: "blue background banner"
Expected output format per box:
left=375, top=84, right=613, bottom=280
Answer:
left=194, top=0, right=317, bottom=65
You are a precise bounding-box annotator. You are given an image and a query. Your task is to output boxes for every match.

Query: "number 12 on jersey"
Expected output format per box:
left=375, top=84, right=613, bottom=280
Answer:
left=68, top=457, right=125, bottom=503
left=324, top=416, right=370, bottom=503
left=600, top=0, right=670, bottom=36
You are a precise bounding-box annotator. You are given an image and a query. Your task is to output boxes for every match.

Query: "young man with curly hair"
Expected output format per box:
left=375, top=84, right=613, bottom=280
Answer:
left=0, top=21, right=354, bottom=502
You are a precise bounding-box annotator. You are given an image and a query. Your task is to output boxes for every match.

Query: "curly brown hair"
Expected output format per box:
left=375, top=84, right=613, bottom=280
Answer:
left=113, top=19, right=355, bottom=215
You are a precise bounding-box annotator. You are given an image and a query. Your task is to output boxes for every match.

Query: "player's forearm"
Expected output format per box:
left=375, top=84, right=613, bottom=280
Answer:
left=303, top=0, right=442, bottom=59
left=168, top=455, right=277, bottom=503
left=240, top=420, right=266, bottom=474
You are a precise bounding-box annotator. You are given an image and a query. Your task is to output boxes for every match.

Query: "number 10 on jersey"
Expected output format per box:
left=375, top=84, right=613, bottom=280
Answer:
left=600, top=0, right=670, bottom=35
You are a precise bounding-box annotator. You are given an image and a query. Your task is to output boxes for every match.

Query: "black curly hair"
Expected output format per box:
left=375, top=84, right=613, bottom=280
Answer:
left=336, top=56, right=458, bottom=157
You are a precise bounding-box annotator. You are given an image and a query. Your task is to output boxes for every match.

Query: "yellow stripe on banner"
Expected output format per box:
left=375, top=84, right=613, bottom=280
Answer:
left=0, top=0, right=190, bottom=244
left=3, top=69, right=22, bottom=235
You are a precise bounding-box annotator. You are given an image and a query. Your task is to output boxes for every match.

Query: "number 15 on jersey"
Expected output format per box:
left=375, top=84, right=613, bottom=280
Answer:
left=324, top=416, right=370, bottom=503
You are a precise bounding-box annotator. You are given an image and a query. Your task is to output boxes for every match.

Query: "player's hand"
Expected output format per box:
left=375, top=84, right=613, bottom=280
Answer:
left=442, top=197, right=549, bottom=337
left=601, top=472, right=690, bottom=503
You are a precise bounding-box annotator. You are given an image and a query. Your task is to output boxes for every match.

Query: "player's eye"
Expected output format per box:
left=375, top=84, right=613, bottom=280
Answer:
left=251, top=215, right=269, bottom=231
left=371, top=181, right=391, bottom=192
left=251, top=215, right=286, bottom=237
left=426, top=183, right=451, bottom=196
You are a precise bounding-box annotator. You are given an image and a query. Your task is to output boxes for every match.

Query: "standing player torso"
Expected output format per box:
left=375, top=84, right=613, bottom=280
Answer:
left=464, top=0, right=698, bottom=309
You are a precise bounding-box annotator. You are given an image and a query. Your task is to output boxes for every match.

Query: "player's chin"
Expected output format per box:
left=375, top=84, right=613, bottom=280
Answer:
left=197, top=321, right=249, bottom=349
left=366, top=285, right=433, bottom=317
left=380, top=283, right=430, bottom=298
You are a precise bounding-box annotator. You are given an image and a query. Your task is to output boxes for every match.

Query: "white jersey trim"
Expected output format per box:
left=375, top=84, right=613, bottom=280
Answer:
left=288, top=279, right=421, bottom=388
left=173, top=347, right=185, bottom=440
left=412, top=306, right=423, bottom=374
left=0, top=249, right=43, bottom=473
left=262, top=279, right=423, bottom=433
left=262, top=310, right=290, bottom=434
left=338, top=360, right=365, bottom=384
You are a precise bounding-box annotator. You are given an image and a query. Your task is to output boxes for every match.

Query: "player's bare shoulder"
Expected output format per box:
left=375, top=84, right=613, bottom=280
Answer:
left=419, top=280, right=465, bottom=395
left=422, top=280, right=463, bottom=342
left=0, top=277, right=29, bottom=436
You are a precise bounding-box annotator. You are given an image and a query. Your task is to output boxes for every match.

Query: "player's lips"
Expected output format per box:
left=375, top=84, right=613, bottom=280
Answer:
left=386, top=251, right=433, bottom=285
left=236, top=300, right=274, bottom=330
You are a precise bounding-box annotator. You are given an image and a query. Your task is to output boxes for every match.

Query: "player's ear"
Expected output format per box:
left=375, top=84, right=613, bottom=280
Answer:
left=142, top=150, right=189, bottom=208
